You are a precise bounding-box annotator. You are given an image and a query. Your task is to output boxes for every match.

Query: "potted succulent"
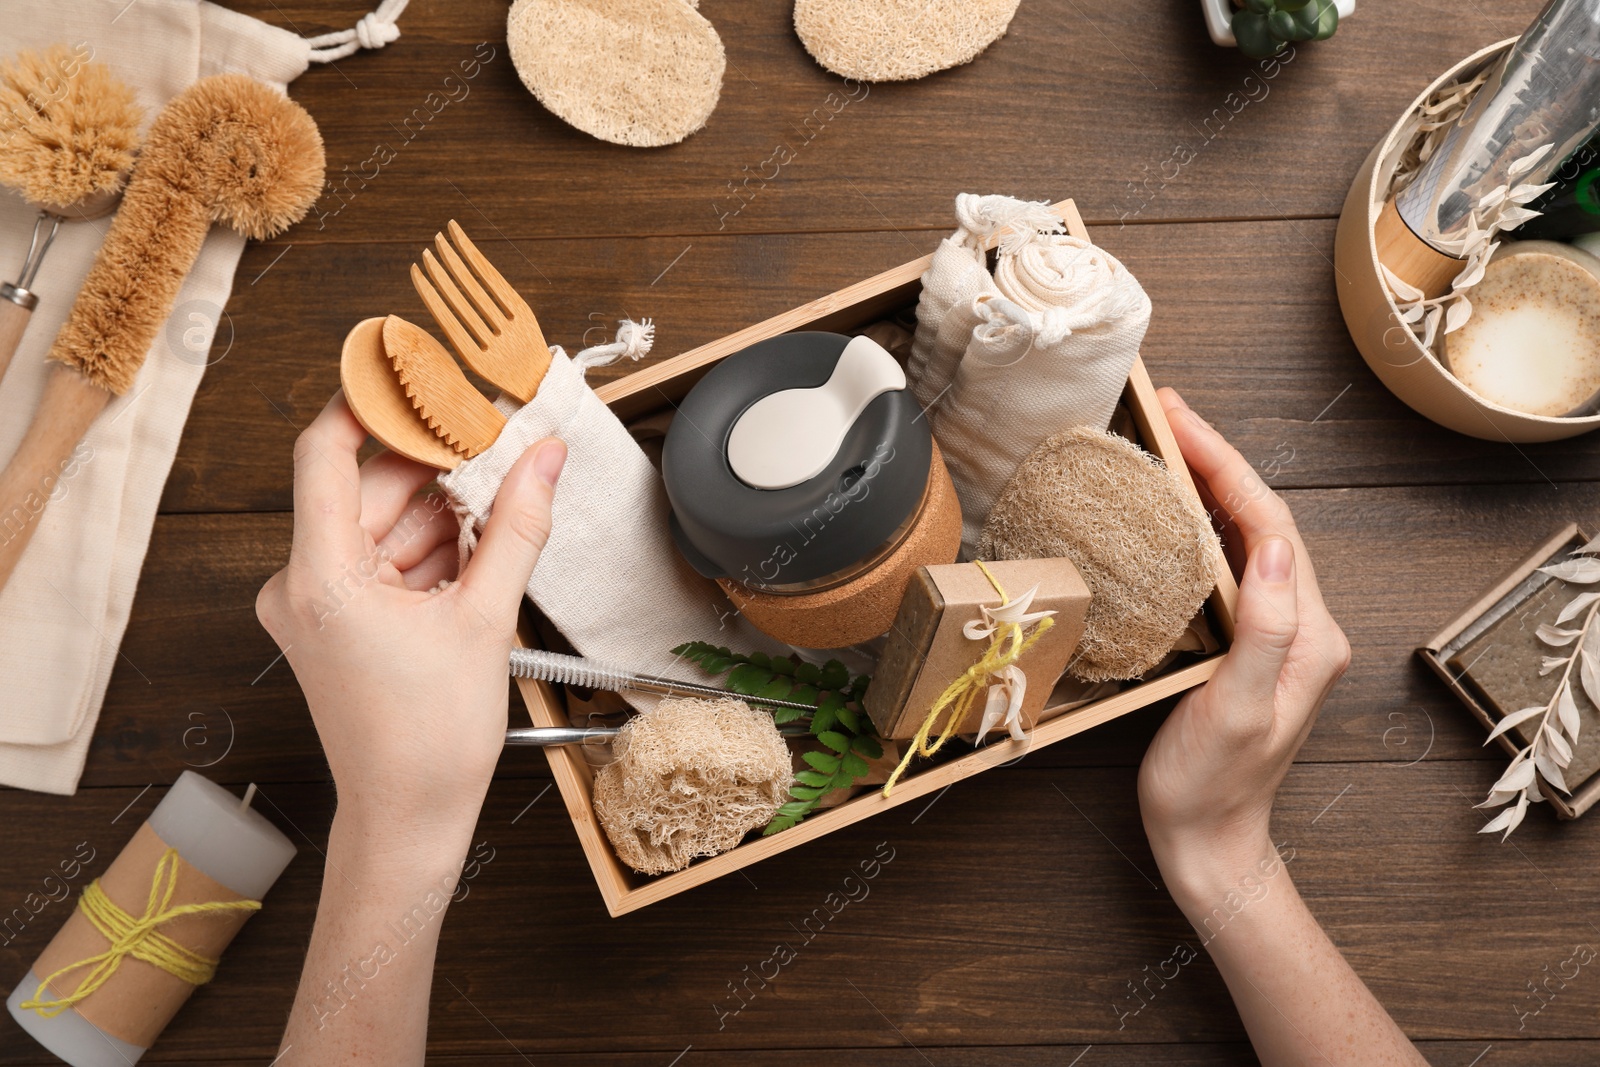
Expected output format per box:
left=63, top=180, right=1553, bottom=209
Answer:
left=1201, top=0, right=1352, bottom=57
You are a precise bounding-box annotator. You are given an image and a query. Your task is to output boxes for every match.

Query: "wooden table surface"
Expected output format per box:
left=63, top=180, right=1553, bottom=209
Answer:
left=5, top=1, right=1600, bottom=1063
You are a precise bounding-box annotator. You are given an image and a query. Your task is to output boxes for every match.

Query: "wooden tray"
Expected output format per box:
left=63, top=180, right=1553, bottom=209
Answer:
left=514, top=199, right=1240, bottom=915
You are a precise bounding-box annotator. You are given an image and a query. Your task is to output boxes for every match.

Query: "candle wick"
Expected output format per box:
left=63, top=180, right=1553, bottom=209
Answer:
left=240, top=782, right=257, bottom=812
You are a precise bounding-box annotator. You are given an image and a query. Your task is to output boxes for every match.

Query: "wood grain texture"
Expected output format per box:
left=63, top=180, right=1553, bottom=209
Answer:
left=3, top=0, right=1597, bottom=1060
left=208, top=1, right=1548, bottom=240
left=6, top=763, right=1600, bottom=1063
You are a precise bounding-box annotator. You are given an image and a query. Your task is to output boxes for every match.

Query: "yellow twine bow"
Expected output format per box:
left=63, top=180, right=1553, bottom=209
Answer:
left=20, top=848, right=261, bottom=1018
left=882, top=561, right=1054, bottom=796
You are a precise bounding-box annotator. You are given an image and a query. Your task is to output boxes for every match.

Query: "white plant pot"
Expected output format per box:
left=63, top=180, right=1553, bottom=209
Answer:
left=1201, top=0, right=1355, bottom=48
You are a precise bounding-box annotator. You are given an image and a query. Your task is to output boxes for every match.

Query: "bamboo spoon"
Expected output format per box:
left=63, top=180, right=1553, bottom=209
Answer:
left=340, top=317, right=464, bottom=470
left=0, top=75, right=323, bottom=592
left=382, top=314, right=507, bottom=457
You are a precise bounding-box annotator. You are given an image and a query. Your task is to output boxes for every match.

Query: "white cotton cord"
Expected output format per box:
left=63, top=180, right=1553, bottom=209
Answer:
left=451, top=496, right=480, bottom=577
left=306, top=0, right=409, bottom=63
left=573, top=319, right=655, bottom=378
left=954, top=194, right=1064, bottom=256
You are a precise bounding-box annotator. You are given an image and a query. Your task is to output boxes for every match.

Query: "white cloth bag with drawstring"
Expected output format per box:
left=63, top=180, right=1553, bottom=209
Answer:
left=0, top=0, right=409, bottom=794
left=910, top=194, right=1153, bottom=554
left=437, top=336, right=784, bottom=711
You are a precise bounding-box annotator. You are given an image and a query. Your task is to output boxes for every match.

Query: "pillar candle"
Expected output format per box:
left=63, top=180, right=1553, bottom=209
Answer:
left=6, top=771, right=296, bottom=1066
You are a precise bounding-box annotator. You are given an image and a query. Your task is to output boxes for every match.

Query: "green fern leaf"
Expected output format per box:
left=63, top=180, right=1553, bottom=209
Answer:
left=819, top=660, right=849, bottom=690
left=817, top=730, right=850, bottom=754
left=801, top=751, right=837, bottom=773
left=852, top=734, right=884, bottom=760
left=757, top=676, right=794, bottom=701
left=727, top=663, right=773, bottom=694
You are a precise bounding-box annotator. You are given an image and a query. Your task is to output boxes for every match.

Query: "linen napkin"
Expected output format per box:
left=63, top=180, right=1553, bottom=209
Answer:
left=0, top=1, right=405, bottom=794
left=911, top=194, right=1152, bottom=553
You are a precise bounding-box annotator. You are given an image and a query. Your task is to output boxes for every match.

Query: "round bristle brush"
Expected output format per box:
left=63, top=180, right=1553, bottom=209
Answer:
left=0, top=44, right=143, bottom=384
left=0, top=74, right=324, bottom=591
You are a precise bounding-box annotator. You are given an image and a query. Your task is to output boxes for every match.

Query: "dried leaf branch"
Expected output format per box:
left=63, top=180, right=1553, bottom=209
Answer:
left=1377, top=67, right=1554, bottom=352
left=1478, top=535, right=1600, bottom=839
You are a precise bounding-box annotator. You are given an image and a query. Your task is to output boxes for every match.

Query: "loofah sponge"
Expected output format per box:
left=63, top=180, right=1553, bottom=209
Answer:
left=793, top=0, right=1020, bottom=83
left=0, top=45, right=143, bottom=212
left=977, top=427, right=1221, bottom=682
left=507, top=0, right=725, bottom=147
left=593, top=697, right=792, bottom=875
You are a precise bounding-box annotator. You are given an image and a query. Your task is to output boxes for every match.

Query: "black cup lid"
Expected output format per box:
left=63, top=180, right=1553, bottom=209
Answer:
left=662, top=331, right=932, bottom=590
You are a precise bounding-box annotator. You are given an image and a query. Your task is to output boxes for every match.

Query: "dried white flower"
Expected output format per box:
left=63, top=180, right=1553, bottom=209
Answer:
left=1478, top=540, right=1600, bottom=839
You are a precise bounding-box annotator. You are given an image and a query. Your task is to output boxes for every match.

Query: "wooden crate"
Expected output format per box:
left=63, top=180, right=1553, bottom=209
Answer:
left=513, top=200, right=1241, bottom=916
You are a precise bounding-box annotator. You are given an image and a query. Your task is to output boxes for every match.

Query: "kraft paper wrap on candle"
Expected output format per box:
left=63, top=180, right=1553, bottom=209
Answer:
left=9, top=771, right=294, bottom=1066
left=24, top=823, right=256, bottom=1047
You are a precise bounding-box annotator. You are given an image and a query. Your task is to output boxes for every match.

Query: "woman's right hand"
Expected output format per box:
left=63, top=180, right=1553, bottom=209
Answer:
left=1137, top=387, right=1352, bottom=911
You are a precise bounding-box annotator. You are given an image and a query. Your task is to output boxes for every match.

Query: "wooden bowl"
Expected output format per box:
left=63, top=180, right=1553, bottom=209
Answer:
left=1333, top=38, right=1600, bottom=443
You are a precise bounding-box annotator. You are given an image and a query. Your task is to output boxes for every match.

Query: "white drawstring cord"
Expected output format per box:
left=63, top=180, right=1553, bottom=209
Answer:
left=306, top=0, right=409, bottom=63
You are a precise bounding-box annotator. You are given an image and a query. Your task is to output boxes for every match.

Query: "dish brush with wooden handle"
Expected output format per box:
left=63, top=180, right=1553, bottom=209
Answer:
left=0, top=74, right=324, bottom=593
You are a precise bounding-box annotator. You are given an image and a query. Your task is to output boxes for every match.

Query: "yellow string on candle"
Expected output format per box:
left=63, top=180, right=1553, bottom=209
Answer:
left=20, top=847, right=261, bottom=1018
left=882, top=560, right=1053, bottom=797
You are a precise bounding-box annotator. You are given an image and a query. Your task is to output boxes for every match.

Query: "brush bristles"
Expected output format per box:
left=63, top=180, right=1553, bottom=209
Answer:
left=48, top=74, right=325, bottom=394
left=509, top=648, right=632, bottom=691
left=0, top=44, right=143, bottom=210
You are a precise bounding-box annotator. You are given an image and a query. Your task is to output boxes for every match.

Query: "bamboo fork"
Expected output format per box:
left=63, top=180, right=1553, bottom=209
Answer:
left=412, top=220, right=552, bottom=402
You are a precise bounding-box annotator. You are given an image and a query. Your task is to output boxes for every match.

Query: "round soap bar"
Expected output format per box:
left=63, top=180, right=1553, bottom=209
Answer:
left=1444, top=242, right=1600, bottom=417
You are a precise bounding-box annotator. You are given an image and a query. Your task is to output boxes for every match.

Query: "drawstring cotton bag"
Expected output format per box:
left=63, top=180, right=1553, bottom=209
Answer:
left=438, top=335, right=782, bottom=708
left=0, top=0, right=408, bottom=794
left=910, top=194, right=1152, bottom=553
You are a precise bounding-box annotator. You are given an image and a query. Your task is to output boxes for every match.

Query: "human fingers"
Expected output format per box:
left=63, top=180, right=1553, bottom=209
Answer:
left=358, top=449, right=441, bottom=543
left=1159, top=388, right=1329, bottom=613
left=1204, top=535, right=1299, bottom=740
left=453, top=438, right=565, bottom=634
left=379, top=494, right=457, bottom=571
left=400, top=539, right=458, bottom=592
left=290, top=392, right=369, bottom=572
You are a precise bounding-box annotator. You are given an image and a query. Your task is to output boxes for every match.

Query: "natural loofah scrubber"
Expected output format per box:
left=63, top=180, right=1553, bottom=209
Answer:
left=593, top=697, right=792, bottom=875
left=0, top=44, right=143, bottom=214
left=793, top=0, right=1020, bottom=83
left=507, top=0, right=725, bottom=147
left=977, top=427, right=1220, bottom=682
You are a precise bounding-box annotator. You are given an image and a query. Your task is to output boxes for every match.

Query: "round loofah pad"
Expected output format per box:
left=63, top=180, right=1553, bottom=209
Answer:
left=593, top=697, right=792, bottom=875
left=719, top=440, right=962, bottom=648
left=977, top=427, right=1221, bottom=683
left=507, top=0, right=725, bottom=147
left=793, top=0, right=1020, bottom=83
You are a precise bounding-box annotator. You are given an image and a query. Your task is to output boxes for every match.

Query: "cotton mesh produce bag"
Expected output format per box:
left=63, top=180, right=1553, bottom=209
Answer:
left=438, top=345, right=782, bottom=709
left=911, top=194, right=1152, bottom=553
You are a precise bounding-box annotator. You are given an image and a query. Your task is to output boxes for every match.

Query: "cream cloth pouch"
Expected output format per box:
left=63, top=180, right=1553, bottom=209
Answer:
left=438, top=347, right=782, bottom=711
